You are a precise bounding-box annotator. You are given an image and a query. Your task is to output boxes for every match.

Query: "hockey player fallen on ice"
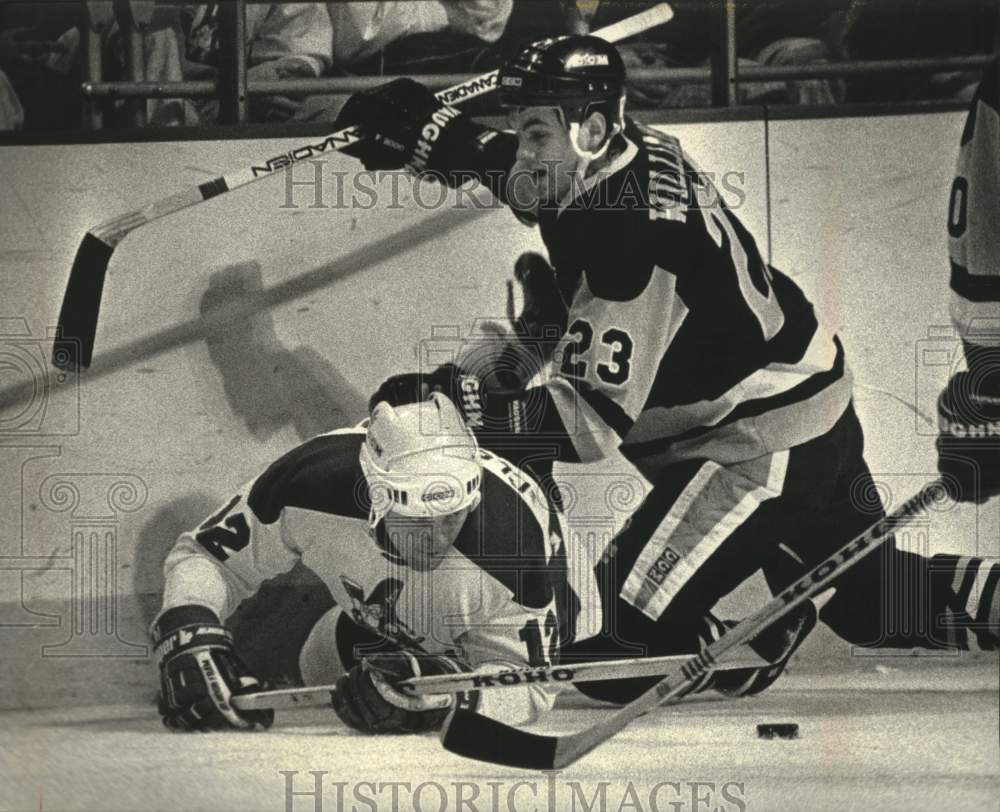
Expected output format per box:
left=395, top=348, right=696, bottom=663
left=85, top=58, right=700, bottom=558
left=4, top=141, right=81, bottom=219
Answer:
left=334, top=34, right=1000, bottom=702
left=152, top=393, right=791, bottom=732
left=152, top=394, right=572, bottom=733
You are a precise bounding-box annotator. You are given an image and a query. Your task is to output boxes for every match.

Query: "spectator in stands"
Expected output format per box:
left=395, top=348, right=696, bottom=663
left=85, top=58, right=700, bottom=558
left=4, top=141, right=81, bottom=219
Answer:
left=736, top=0, right=849, bottom=104
left=588, top=0, right=849, bottom=107
left=328, top=1, right=513, bottom=75
left=843, top=0, right=997, bottom=102
left=292, top=1, right=515, bottom=122
left=495, top=0, right=577, bottom=58
left=140, top=3, right=333, bottom=125
left=0, top=66, right=22, bottom=130
left=0, top=3, right=81, bottom=131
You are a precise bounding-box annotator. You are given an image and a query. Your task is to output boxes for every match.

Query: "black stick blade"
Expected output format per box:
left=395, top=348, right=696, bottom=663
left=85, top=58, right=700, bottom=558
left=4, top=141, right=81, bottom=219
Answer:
left=52, top=232, right=114, bottom=371
left=441, top=709, right=558, bottom=770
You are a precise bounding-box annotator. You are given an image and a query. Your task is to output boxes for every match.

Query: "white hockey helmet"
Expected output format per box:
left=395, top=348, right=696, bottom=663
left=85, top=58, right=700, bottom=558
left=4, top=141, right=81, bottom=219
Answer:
left=359, top=392, right=483, bottom=526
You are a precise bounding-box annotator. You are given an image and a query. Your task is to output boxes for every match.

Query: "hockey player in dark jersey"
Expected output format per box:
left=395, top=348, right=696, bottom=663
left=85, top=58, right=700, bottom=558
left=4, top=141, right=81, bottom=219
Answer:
left=934, top=57, right=1000, bottom=636
left=939, top=57, right=1000, bottom=503
left=152, top=394, right=572, bottom=732
left=333, top=35, right=1000, bottom=700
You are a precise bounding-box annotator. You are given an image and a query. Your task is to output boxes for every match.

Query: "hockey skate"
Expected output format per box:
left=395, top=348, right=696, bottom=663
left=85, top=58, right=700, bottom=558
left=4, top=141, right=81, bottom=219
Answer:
left=708, top=600, right=818, bottom=698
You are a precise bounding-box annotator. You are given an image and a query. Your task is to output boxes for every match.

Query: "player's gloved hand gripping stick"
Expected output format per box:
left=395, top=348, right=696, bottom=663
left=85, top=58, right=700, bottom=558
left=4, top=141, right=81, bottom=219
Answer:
left=51, top=3, right=675, bottom=372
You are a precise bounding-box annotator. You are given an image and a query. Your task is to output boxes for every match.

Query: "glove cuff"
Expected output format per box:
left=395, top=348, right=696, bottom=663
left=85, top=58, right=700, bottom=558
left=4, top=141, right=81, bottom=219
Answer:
left=154, top=604, right=222, bottom=637
left=153, top=604, right=231, bottom=661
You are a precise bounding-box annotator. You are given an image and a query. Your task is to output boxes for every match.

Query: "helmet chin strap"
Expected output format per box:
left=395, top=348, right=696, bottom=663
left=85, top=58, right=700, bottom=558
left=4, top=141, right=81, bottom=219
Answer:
left=565, top=114, right=616, bottom=167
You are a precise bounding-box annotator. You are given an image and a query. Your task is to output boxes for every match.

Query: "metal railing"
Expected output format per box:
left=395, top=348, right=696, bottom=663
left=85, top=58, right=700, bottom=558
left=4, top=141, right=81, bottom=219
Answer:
left=66, top=0, right=1000, bottom=129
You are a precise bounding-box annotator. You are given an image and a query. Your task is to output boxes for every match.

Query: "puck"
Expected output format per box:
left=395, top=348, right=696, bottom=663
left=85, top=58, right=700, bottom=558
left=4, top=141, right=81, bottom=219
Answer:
left=756, top=723, right=799, bottom=740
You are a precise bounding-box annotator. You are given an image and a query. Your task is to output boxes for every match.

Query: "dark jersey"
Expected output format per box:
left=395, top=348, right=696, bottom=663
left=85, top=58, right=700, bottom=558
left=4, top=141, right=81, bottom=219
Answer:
left=949, top=58, right=1000, bottom=354
left=479, top=118, right=852, bottom=466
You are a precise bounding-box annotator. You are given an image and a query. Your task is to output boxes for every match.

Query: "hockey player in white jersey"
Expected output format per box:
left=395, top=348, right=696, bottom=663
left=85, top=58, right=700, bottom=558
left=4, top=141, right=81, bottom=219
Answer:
left=152, top=393, right=568, bottom=733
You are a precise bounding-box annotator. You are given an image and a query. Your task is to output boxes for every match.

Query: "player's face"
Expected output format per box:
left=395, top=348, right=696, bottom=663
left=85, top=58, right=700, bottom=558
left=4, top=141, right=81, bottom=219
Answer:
left=385, top=505, right=472, bottom=571
left=508, top=106, right=582, bottom=207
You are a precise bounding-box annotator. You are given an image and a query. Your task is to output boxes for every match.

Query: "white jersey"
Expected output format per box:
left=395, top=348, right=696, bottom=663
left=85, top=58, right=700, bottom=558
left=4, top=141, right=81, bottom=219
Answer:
left=158, top=428, right=572, bottom=727
left=949, top=58, right=1000, bottom=349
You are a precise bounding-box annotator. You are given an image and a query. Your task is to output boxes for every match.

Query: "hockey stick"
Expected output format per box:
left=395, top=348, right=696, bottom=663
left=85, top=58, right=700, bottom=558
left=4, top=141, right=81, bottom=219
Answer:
left=232, top=646, right=769, bottom=712
left=50, top=3, right=675, bottom=371
left=440, top=478, right=952, bottom=770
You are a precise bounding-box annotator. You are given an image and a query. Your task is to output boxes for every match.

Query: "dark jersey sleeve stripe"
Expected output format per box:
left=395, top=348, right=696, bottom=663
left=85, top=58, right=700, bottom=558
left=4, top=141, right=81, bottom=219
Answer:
left=247, top=432, right=369, bottom=524
left=454, top=468, right=553, bottom=609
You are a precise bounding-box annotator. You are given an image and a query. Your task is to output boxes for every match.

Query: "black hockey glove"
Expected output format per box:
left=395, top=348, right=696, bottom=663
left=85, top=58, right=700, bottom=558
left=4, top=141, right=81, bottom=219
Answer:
left=707, top=601, right=817, bottom=698
left=369, top=361, right=534, bottom=435
left=332, top=650, right=475, bottom=734
left=937, top=370, right=1000, bottom=504
left=333, top=77, right=490, bottom=183
left=507, top=252, right=568, bottom=365
left=154, top=604, right=273, bottom=732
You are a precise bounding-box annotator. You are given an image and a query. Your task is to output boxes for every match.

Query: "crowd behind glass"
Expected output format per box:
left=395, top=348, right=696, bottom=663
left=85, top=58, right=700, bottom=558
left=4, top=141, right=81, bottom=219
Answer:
left=0, top=0, right=995, bottom=132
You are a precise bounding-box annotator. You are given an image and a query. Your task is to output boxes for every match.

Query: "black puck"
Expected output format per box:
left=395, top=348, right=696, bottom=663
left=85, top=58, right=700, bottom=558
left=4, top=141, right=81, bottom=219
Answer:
left=756, top=723, right=799, bottom=739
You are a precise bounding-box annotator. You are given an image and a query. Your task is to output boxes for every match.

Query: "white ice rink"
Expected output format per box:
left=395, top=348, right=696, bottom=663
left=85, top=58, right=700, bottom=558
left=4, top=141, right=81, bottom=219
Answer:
left=1, top=111, right=998, bottom=810
left=4, top=664, right=997, bottom=811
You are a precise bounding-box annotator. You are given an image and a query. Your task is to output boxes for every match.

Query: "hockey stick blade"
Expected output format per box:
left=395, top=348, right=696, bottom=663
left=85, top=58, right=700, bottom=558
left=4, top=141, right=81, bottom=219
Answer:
left=232, top=646, right=767, bottom=712
left=442, top=479, right=950, bottom=770
left=49, top=3, right=673, bottom=372
left=52, top=233, right=114, bottom=370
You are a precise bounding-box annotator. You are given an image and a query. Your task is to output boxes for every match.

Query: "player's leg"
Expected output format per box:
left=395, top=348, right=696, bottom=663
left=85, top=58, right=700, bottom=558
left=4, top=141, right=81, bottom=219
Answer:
left=298, top=606, right=398, bottom=685
left=561, top=454, right=811, bottom=703
left=765, top=403, right=999, bottom=652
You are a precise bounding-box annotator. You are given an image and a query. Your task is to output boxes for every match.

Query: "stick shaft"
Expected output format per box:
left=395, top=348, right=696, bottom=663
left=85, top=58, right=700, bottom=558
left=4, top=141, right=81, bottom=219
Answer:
left=233, top=646, right=762, bottom=712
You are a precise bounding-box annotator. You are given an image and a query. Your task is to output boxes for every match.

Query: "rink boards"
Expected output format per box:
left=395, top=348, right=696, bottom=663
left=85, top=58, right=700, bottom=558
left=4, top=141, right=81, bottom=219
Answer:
left=0, top=110, right=995, bottom=710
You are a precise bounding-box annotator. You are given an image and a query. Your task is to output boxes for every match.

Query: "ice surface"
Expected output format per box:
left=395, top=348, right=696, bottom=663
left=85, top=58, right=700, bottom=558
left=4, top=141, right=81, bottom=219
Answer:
left=1, top=663, right=996, bottom=812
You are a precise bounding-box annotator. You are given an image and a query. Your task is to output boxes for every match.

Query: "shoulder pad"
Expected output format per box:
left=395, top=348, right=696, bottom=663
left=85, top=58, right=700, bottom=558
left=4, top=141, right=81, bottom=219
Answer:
left=247, top=430, right=368, bottom=523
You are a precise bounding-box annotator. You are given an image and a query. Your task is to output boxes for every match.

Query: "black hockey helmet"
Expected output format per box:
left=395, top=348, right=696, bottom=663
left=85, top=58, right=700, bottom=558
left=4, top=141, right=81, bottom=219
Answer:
left=498, top=35, right=626, bottom=132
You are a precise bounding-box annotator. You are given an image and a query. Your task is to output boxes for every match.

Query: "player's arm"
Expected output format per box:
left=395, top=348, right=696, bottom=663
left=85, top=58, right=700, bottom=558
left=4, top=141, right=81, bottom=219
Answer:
left=938, top=58, right=1000, bottom=504
left=153, top=481, right=304, bottom=732
left=330, top=584, right=564, bottom=734
left=331, top=78, right=534, bottom=219
left=372, top=248, right=677, bottom=463
left=453, top=601, right=563, bottom=727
